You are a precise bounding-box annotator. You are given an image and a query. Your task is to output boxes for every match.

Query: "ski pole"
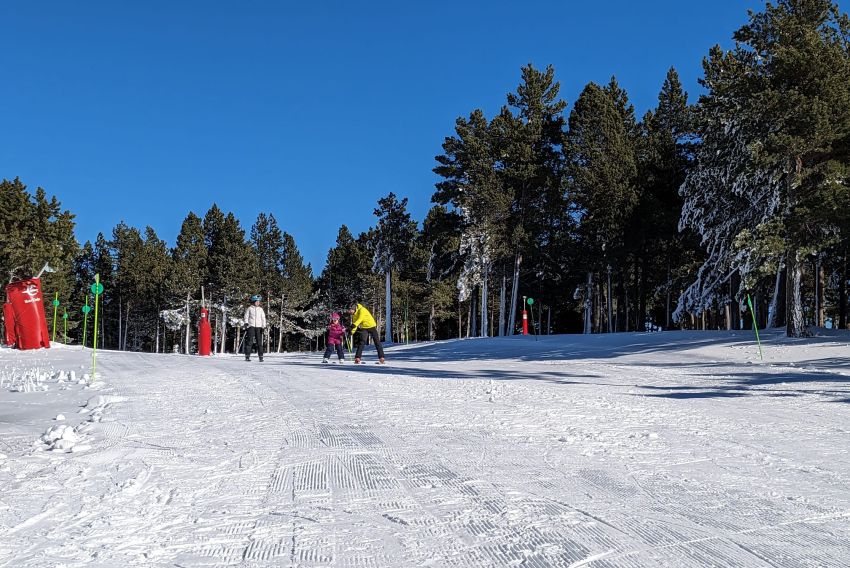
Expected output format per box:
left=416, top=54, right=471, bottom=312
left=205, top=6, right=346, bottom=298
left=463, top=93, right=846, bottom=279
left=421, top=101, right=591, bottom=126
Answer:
left=236, top=330, right=245, bottom=355
left=747, top=294, right=763, bottom=360
left=91, top=274, right=103, bottom=382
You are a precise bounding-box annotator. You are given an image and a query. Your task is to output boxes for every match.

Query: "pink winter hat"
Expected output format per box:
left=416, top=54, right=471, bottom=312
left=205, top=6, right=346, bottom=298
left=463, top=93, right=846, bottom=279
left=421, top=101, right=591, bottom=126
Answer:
left=331, top=313, right=340, bottom=320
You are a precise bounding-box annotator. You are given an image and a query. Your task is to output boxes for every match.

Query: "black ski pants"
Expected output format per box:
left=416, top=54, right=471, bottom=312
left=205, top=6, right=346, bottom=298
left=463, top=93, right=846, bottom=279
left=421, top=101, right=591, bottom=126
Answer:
left=354, top=326, right=384, bottom=360
left=244, top=327, right=264, bottom=359
left=323, top=343, right=345, bottom=360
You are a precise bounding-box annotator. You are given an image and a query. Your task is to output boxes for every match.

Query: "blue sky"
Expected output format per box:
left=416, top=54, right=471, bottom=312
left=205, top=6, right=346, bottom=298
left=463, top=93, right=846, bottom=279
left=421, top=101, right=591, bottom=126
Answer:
left=1, top=1, right=762, bottom=272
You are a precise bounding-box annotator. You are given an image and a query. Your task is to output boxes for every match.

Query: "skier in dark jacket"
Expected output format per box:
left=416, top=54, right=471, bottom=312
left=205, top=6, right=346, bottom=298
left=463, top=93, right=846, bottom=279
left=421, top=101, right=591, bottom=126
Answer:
left=322, top=313, right=347, bottom=363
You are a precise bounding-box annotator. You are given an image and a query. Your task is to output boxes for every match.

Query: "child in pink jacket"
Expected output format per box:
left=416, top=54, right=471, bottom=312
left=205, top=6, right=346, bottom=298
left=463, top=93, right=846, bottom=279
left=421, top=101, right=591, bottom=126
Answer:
left=322, top=313, right=347, bottom=363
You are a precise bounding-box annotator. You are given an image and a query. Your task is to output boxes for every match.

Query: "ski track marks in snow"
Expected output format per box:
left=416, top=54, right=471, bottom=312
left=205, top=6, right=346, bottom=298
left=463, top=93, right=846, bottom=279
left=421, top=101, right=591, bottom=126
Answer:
left=1, top=330, right=850, bottom=566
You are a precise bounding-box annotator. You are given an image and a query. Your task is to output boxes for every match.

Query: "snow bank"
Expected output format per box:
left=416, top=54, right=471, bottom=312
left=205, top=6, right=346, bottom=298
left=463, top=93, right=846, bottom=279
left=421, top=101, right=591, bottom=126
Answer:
left=1, top=366, right=81, bottom=392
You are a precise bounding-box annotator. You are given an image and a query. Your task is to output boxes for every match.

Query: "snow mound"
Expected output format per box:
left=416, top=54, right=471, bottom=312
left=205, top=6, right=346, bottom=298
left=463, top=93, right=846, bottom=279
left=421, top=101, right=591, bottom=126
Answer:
left=40, top=424, right=85, bottom=452
left=78, top=394, right=127, bottom=423
left=82, top=394, right=128, bottom=411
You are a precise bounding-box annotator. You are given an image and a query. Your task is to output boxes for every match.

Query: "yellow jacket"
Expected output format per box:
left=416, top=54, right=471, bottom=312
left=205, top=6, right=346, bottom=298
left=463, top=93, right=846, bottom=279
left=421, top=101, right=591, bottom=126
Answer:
left=351, top=304, right=377, bottom=331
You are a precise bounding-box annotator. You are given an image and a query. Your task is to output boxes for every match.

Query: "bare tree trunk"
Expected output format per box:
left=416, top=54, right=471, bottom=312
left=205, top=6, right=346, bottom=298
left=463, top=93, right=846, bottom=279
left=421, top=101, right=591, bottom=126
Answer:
left=547, top=305, right=551, bottom=335
left=470, top=289, right=478, bottom=337
left=583, top=271, right=593, bottom=334
left=219, top=306, right=227, bottom=354
left=731, top=271, right=741, bottom=330
left=768, top=261, right=784, bottom=328
left=840, top=248, right=848, bottom=330
left=184, top=293, right=191, bottom=354
left=817, top=257, right=825, bottom=327
left=787, top=253, right=805, bottom=336
left=606, top=266, right=613, bottom=333
left=490, top=302, right=494, bottom=337
left=123, top=303, right=131, bottom=351
left=385, top=270, right=392, bottom=344
left=429, top=303, right=435, bottom=341
left=481, top=269, right=489, bottom=338
left=277, top=294, right=285, bottom=352
left=638, top=260, right=646, bottom=332
left=538, top=300, right=542, bottom=337
left=665, top=258, right=672, bottom=329
left=498, top=273, right=506, bottom=337
left=785, top=157, right=806, bottom=337
left=118, top=298, right=123, bottom=351
left=155, top=314, right=160, bottom=353
left=623, top=272, right=630, bottom=332
left=593, top=279, right=600, bottom=333
left=507, top=251, right=522, bottom=336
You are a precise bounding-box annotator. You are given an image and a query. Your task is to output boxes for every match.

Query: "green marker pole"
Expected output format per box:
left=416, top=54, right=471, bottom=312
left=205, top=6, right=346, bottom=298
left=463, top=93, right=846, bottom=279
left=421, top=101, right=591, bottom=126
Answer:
left=91, top=275, right=103, bottom=381
left=747, top=294, right=763, bottom=361
left=62, top=308, right=68, bottom=344
left=527, top=297, right=538, bottom=341
left=82, top=296, right=91, bottom=348
left=51, top=293, right=59, bottom=342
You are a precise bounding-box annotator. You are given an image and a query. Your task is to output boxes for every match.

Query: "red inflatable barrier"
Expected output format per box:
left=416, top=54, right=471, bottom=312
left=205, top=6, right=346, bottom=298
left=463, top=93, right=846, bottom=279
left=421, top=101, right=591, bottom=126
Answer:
left=3, top=302, right=16, bottom=346
left=198, top=307, right=211, bottom=356
left=5, top=278, right=51, bottom=350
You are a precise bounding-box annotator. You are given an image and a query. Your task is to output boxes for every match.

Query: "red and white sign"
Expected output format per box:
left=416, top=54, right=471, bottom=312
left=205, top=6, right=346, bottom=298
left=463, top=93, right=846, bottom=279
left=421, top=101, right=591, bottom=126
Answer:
left=5, top=278, right=51, bottom=350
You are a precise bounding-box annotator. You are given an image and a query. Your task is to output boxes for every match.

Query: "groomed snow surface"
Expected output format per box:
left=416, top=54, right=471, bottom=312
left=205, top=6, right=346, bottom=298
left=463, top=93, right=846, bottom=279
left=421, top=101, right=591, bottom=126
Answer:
left=1, top=330, right=849, bottom=567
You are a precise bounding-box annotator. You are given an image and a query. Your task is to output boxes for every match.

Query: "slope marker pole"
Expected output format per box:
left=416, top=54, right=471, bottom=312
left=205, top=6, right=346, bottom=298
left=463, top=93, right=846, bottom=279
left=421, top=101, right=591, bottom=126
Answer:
left=747, top=294, right=763, bottom=361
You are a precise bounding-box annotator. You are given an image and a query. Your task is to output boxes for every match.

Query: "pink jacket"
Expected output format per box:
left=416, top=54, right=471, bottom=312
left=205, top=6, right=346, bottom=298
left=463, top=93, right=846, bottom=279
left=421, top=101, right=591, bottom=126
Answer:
left=327, top=323, right=346, bottom=346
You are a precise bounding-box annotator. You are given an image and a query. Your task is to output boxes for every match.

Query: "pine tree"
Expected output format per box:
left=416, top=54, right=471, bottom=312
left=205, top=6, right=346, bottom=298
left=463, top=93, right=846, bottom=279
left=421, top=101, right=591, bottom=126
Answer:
left=497, top=64, right=567, bottom=336
left=170, top=212, right=207, bottom=352
left=205, top=208, right=257, bottom=352
left=250, top=212, right=285, bottom=300
left=272, top=232, right=319, bottom=352
left=422, top=206, right=462, bottom=339
left=319, top=225, right=371, bottom=311
left=72, top=241, right=97, bottom=344
left=632, top=68, right=699, bottom=330
left=373, top=192, right=417, bottom=342
left=679, top=0, right=850, bottom=336
left=566, top=81, right=638, bottom=333
left=0, top=178, right=79, bottom=333
left=433, top=109, right=505, bottom=337
left=173, top=212, right=207, bottom=299
left=111, top=222, right=145, bottom=350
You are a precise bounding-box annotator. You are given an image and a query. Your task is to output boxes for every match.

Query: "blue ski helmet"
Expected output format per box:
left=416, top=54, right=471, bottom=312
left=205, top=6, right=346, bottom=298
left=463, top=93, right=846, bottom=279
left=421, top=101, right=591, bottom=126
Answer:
left=250, top=294, right=262, bottom=302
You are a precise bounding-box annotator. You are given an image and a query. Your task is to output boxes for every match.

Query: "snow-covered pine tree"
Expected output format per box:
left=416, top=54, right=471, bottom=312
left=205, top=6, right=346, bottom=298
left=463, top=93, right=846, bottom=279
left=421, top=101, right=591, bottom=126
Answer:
left=675, top=84, right=781, bottom=327
left=678, top=0, right=850, bottom=336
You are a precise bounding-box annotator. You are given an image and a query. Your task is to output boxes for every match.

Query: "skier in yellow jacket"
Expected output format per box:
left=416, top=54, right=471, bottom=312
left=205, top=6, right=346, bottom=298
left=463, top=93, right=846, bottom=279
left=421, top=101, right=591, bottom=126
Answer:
left=348, top=301, right=385, bottom=364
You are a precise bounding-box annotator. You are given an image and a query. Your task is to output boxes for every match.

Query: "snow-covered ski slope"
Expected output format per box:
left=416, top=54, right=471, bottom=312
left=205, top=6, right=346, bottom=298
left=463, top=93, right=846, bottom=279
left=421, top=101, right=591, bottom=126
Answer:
left=2, top=330, right=849, bottom=567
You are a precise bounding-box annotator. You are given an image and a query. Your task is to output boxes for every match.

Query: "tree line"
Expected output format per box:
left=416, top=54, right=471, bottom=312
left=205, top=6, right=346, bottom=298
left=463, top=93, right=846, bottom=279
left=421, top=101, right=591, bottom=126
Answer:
left=3, top=0, right=849, bottom=352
